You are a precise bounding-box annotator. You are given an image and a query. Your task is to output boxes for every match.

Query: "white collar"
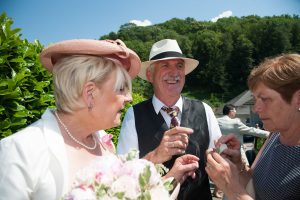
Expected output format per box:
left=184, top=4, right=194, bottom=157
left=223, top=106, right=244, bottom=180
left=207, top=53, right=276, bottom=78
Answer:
left=152, top=95, right=183, bottom=114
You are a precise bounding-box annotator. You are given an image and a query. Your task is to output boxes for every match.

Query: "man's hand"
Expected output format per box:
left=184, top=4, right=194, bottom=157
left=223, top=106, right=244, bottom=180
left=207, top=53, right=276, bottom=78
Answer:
left=144, top=127, right=193, bottom=164
left=164, top=154, right=199, bottom=184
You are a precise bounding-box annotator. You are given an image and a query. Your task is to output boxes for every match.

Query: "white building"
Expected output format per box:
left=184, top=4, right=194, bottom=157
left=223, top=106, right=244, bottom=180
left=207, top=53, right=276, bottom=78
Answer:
left=215, top=90, right=262, bottom=128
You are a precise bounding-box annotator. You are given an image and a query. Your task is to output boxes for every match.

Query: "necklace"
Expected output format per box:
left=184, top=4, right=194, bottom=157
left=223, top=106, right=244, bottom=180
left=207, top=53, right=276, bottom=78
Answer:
left=54, top=111, right=97, bottom=150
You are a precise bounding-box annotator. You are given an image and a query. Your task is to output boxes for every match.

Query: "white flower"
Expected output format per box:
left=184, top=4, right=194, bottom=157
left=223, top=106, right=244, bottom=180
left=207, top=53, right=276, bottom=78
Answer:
left=122, top=159, right=161, bottom=186
left=149, top=185, right=171, bottom=200
left=66, top=187, right=96, bottom=200
left=100, top=195, right=119, bottom=200
left=73, top=167, right=97, bottom=187
left=110, top=175, right=140, bottom=199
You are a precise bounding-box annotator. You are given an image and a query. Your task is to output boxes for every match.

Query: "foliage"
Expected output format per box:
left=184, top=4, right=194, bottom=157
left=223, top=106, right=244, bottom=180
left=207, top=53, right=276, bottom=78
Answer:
left=1, top=12, right=300, bottom=139
left=182, top=89, right=223, bottom=108
left=106, top=93, right=146, bottom=146
left=132, top=77, right=153, bottom=99
left=101, top=15, right=300, bottom=106
left=0, top=13, right=55, bottom=138
left=255, top=137, right=266, bottom=153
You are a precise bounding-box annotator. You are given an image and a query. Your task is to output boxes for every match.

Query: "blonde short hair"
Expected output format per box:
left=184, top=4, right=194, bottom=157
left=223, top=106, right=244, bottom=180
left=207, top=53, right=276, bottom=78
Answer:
left=53, top=55, right=132, bottom=113
left=248, top=53, right=300, bottom=103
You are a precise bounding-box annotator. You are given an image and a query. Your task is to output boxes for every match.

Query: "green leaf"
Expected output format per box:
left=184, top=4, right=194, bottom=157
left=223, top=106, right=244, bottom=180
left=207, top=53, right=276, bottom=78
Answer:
left=34, top=81, right=51, bottom=92
left=0, top=118, right=10, bottom=129
left=14, top=109, right=33, bottom=118
left=138, top=191, right=151, bottom=200
left=125, top=149, right=139, bottom=160
left=114, top=192, right=125, bottom=199
left=10, top=57, right=24, bottom=63
left=139, top=165, right=151, bottom=190
left=95, top=184, right=109, bottom=198
left=10, top=117, right=27, bottom=126
left=4, top=101, right=25, bottom=112
left=0, top=105, right=5, bottom=113
left=1, top=129, right=12, bottom=138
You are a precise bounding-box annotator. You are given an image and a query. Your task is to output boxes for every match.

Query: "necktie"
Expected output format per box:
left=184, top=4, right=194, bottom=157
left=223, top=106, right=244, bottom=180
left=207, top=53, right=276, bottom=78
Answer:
left=161, top=106, right=180, bottom=128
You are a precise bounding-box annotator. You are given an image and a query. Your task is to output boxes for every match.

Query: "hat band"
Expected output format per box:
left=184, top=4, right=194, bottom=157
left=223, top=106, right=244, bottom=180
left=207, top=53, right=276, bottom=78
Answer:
left=150, top=51, right=185, bottom=61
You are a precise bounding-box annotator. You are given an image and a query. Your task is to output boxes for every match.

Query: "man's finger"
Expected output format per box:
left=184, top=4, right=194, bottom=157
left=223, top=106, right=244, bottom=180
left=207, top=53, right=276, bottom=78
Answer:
left=166, top=127, right=194, bottom=135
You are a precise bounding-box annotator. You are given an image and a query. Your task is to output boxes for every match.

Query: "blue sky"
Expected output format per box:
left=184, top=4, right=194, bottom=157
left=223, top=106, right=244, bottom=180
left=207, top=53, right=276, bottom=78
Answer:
left=1, top=0, right=299, bottom=46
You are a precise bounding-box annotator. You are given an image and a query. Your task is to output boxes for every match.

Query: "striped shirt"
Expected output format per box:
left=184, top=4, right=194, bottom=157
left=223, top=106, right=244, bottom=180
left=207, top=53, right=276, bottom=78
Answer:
left=253, top=133, right=300, bottom=200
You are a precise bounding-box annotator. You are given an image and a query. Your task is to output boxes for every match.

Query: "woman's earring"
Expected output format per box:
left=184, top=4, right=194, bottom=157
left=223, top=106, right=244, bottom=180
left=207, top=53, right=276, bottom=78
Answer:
left=88, top=93, right=94, bottom=111
left=88, top=103, right=93, bottom=111
left=298, top=107, right=300, bottom=112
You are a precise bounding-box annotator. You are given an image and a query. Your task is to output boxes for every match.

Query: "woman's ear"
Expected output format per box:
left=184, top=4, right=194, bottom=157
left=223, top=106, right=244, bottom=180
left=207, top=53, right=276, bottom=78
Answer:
left=83, top=82, right=96, bottom=110
left=295, top=90, right=300, bottom=111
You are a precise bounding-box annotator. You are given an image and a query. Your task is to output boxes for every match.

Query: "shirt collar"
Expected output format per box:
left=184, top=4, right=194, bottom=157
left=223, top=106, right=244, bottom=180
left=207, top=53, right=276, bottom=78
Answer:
left=152, top=95, right=183, bottom=114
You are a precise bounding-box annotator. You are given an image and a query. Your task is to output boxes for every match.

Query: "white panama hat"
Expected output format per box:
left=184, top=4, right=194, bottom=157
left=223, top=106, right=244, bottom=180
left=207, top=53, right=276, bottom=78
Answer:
left=138, top=39, right=199, bottom=81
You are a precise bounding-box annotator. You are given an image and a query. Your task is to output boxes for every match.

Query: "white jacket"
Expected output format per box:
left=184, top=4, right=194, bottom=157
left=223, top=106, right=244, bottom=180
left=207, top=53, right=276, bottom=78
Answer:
left=0, top=109, right=70, bottom=200
left=217, top=115, right=269, bottom=144
left=217, top=115, right=269, bottom=166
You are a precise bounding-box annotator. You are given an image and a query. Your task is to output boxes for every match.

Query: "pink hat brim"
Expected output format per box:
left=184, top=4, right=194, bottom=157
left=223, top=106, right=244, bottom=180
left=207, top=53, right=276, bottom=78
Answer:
left=40, top=39, right=141, bottom=79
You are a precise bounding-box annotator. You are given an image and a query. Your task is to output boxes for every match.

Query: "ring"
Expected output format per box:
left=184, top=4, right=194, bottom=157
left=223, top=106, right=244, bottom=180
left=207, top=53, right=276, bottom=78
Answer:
left=170, top=142, right=175, bottom=148
left=207, top=164, right=212, bottom=169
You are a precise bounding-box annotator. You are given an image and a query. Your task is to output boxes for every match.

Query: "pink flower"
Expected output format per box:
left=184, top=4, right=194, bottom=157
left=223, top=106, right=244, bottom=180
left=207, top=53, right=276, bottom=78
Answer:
left=100, top=134, right=115, bottom=152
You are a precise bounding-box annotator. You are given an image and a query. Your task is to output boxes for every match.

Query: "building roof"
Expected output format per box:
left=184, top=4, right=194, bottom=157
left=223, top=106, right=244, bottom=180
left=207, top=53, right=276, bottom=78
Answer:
left=226, top=90, right=254, bottom=106
left=215, top=90, right=254, bottom=115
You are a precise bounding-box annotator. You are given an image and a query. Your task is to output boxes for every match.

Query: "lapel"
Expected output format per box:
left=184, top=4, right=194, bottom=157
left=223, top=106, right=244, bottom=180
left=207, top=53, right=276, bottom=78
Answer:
left=181, top=97, right=190, bottom=127
left=154, top=112, right=169, bottom=142
left=154, top=97, right=191, bottom=142
left=41, top=109, right=69, bottom=196
left=178, top=98, right=200, bottom=152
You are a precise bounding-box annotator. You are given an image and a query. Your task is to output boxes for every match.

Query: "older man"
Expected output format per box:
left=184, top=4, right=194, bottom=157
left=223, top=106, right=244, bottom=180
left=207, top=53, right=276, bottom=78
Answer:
left=117, top=39, right=222, bottom=200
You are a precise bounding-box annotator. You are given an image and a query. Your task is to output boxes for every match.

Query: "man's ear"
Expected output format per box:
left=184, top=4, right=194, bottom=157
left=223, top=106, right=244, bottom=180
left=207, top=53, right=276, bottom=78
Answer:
left=146, top=68, right=153, bottom=83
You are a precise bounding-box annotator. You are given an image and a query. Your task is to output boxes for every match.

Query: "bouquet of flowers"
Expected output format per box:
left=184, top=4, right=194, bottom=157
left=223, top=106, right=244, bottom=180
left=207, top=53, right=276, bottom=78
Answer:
left=64, top=149, right=177, bottom=200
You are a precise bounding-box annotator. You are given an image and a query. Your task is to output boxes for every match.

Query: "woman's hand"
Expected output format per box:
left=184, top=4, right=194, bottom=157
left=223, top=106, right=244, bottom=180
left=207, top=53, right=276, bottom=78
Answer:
left=215, top=134, right=241, bottom=150
left=206, top=150, right=239, bottom=189
left=215, top=134, right=243, bottom=165
left=206, top=150, right=249, bottom=198
left=206, top=150, right=253, bottom=199
left=164, top=154, right=199, bottom=184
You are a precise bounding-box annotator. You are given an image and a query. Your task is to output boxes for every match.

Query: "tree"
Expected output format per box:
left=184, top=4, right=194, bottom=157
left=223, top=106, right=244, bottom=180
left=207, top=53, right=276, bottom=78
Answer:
left=290, top=20, right=300, bottom=52
left=226, top=34, right=254, bottom=97
left=191, top=30, right=229, bottom=93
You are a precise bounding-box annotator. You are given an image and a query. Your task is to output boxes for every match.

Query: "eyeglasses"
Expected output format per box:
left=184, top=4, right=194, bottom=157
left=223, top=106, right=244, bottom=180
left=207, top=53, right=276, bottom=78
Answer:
left=230, top=109, right=236, bottom=113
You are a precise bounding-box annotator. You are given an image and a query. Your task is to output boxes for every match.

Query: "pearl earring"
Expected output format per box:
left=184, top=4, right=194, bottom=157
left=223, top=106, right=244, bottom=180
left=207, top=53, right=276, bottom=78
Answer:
left=298, top=107, right=300, bottom=111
